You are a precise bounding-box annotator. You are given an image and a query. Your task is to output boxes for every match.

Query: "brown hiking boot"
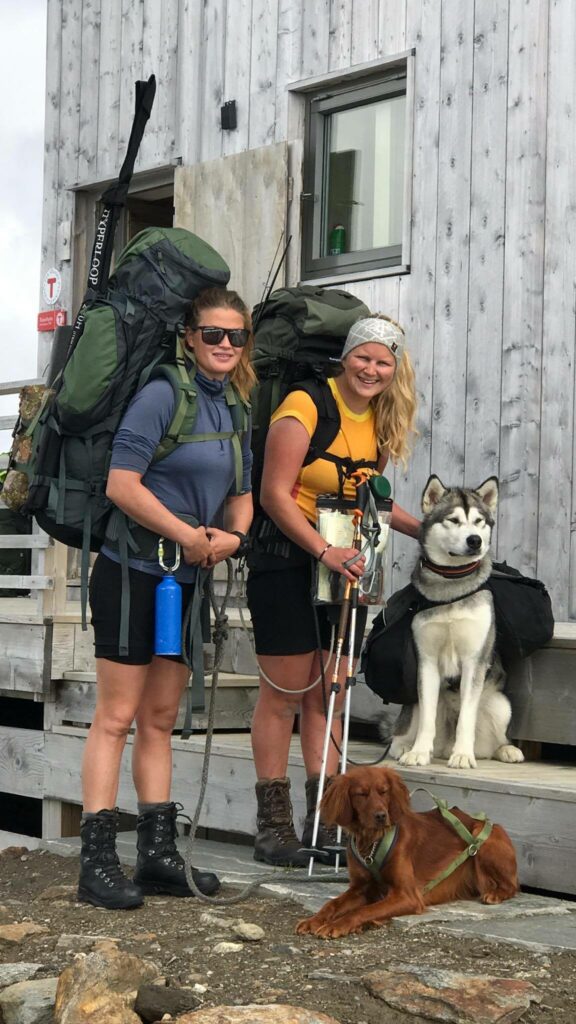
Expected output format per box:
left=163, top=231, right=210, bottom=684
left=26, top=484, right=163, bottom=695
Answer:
left=301, top=774, right=342, bottom=865
left=253, top=777, right=309, bottom=867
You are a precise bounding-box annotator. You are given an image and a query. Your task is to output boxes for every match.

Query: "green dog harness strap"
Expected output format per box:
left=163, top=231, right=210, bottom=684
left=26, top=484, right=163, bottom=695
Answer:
left=409, top=787, right=494, bottom=893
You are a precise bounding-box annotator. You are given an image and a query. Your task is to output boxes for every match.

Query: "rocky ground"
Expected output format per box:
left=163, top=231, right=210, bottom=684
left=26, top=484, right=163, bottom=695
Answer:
left=1, top=845, right=576, bottom=1023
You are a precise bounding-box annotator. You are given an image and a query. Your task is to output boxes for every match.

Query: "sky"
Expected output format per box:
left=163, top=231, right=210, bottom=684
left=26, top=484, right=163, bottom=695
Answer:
left=0, top=0, right=47, bottom=448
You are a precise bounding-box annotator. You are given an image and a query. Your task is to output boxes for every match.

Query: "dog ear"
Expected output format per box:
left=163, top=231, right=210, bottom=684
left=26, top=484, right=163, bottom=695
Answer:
left=320, top=775, right=354, bottom=829
left=475, top=476, right=499, bottom=513
left=422, top=474, right=447, bottom=514
left=387, top=771, right=411, bottom=822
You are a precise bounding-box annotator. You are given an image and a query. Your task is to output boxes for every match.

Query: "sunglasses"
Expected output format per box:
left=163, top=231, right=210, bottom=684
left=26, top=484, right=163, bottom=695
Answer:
left=193, top=326, right=249, bottom=348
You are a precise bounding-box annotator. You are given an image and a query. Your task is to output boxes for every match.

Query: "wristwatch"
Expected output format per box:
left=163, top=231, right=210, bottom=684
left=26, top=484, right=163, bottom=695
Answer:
left=230, top=530, right=251, bottom=559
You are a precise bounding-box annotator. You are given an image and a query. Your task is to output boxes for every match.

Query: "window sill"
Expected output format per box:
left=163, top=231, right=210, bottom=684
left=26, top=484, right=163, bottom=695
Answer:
left=299, top=264, right=410, bottom=287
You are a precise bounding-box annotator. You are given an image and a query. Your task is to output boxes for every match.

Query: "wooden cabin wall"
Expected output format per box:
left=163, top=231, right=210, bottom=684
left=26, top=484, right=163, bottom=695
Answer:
left=40, top=0, right=576, bottom=617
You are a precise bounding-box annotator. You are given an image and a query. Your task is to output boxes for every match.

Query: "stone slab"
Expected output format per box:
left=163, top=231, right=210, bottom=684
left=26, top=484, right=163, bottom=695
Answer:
left=41, top=832, right=576, bottom=953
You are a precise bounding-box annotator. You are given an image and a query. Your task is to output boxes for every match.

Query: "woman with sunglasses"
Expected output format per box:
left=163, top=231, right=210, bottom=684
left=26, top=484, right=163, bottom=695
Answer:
left=79, top=287, right=255, bottom=910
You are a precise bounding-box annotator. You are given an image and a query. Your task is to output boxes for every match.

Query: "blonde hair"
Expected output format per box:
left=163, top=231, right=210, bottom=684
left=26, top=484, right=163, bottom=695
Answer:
left=369, top=314, right=418, bottom=468
left=186, top=287, right=257, bottom=403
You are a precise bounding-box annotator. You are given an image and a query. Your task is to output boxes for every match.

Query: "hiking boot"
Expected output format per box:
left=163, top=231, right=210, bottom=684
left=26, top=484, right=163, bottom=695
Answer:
left=134, top=802, right=220, bottom=897
left=253, top=777, right=309, bottom=867
left=77, top=809, right=144, bottom=910
left=301, top=774, right=342, bottom=865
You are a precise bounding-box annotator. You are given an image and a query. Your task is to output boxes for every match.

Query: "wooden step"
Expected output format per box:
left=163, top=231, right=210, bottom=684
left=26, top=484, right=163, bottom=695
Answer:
left=42, top=728, right=576, bottom=895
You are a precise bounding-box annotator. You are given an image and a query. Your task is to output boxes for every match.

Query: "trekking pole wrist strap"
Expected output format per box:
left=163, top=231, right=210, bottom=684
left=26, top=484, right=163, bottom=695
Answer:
left=318, top=543, right=332, bottom=563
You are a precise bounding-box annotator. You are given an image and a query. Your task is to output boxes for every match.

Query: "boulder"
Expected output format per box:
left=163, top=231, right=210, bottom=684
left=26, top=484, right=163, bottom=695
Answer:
left=54, top=947, right=159, bottom=1024
left=0, top=977, right=58, bottom=1024
left=364, top=964, right=542, bottom=1023
left=176, top=1007, right=341, bottom=1024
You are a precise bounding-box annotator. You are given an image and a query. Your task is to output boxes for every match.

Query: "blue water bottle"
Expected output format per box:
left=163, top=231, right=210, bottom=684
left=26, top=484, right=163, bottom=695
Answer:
left=154, top=539, right=182, bottom=655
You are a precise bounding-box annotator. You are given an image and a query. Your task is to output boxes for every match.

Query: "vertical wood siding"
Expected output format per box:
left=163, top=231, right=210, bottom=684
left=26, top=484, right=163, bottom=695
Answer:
left=41, top=0, right=576, bottom=617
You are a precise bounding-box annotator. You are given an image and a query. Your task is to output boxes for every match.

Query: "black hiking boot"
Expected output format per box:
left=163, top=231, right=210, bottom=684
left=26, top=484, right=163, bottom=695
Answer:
left=134, top=802, right=220, bottom=897
left=77, top=809, right=144, bottom=910
left=253, top=777, right=309, bottom=867
left=301, top=774, right=343, bottom=865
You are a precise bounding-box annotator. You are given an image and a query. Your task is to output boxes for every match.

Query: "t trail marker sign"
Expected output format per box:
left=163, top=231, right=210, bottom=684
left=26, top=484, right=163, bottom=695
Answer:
left=42, top=267, right=62, bottom=305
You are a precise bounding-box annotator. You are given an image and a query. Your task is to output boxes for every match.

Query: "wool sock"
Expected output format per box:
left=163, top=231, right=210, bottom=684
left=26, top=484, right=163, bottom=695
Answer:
left=137, top=800, right=172, bottom=815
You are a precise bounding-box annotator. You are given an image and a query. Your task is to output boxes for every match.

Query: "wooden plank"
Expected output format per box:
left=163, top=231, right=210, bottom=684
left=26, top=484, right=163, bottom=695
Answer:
left=0, top=576, right=53, bottom=590
left=0, top=623, right=51, bottom=693
left=0, top=536, right=51, bottom=549
left=396, top=0, right=442, bottom=591
left=498, top=0, right=548, bottom=579
left=118, top=0, right=144, bottom=173
left=301, top=0, right=330, bottom=79
left=0, top=379, right=43, bottom=396
left=38, top=0, right=63, bottom=381
left=508, top=648, right=576, bottom=745
left=351, top=0, right=379, bottom=65
left=249, top=0, right=279, bottom=149
left=222, top=0, right=252, bottom=156
left=430, top=0, right=474, bottom=482
left=275, top=0, right=303, bottom=142
left=0, top=726, right=45, bottom=799
left=56, top=0, right=82, bottom=323
left=96, top=0, right=123, bottom=180
left=174, top=0, right=203, bottom=165
left=464, top=0, right=509, bottom=493
left=77, top=0, right=101, bottom=184
left=198, top=0, right=226, bottom=162
left=328, top=0, right=352, bottom=71
left=378, top=0, right=407, bottom=57
left=51, top=677, right=258, bottom=732
left=141, top=0, right=179, bottom=168
left=538, top=0, right=576, bottom=620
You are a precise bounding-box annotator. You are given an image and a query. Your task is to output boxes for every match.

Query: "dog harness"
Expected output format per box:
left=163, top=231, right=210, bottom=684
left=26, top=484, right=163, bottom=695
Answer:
left=349, top=789, right=493, bottom=893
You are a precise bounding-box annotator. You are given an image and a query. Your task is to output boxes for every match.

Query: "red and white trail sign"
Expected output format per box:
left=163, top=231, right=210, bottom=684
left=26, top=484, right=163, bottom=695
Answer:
left=42, top=267, right=62, bottom=305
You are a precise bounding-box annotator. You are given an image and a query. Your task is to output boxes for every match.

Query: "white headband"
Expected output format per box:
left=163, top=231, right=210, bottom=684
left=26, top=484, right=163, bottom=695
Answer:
left=341, top=317, right=405, bottom=366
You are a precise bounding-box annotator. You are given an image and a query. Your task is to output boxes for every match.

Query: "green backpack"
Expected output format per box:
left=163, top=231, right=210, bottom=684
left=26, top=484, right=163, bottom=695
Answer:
left=22, top=226, right=249, bottom=630
left=250, top=285, right=371, bottom=512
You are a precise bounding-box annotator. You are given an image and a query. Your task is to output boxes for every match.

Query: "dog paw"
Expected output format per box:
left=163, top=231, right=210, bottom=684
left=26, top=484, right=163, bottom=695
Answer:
left=316, top=920, right=359, bottom=938
left=399, top=750, right=431, bottom=767
left=447, top=751, right=477, bottom=769
left=494, top=744, right=525, bottom=763
left=296, top=917, right=319, bottom=935
left=389, top=740, right=410, bottom=760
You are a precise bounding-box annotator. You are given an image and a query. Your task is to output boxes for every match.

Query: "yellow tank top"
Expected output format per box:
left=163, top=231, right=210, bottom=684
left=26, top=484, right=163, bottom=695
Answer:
left=270, top=377, right=379, bottom=522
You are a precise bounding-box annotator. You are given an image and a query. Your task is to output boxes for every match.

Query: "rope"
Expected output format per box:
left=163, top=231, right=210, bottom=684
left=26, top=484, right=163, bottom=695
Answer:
left=182, top=558, right=348, bottom=904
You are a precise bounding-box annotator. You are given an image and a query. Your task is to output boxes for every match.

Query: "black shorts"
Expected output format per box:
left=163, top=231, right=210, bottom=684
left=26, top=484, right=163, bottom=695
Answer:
left=246, top=557, right=368, bottom=657
left=89, top=553, right=198, bottom=665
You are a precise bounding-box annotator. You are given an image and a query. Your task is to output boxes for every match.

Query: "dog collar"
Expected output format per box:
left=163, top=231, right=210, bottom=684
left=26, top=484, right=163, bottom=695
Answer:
left=349, top=827, right=398, bottom=886
left=420, top=557, right=482, bottom=578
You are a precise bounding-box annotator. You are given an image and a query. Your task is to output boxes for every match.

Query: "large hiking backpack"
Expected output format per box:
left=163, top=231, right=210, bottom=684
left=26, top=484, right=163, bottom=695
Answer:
left=250, top=285, right=371, bottom=496
left=24, top=226, right=232, bottom=556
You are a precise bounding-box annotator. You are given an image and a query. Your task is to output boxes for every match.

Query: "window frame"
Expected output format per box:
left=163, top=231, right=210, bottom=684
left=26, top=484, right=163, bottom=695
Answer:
left=292, top=54, right=414, bottom=284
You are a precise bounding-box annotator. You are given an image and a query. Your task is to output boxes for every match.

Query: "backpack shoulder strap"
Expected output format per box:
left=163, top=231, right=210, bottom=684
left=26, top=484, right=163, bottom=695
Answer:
left=151, top=357, right=249, bottom=492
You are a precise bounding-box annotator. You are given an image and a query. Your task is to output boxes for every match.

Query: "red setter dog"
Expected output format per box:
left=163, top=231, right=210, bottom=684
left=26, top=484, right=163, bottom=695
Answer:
left=296, top=765, right=518, bottom=938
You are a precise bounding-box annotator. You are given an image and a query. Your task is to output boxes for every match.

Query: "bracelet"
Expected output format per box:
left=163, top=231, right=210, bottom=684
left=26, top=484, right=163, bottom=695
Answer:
left=317, top=544, right=332, bottom=563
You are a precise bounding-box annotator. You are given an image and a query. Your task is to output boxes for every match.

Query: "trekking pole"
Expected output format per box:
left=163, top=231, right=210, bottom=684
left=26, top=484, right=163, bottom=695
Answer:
left=333, top=471, right=370, bottom=870
left=304, top=584, right=352, bottom=876
left=304, top=473, right=369, bottom=877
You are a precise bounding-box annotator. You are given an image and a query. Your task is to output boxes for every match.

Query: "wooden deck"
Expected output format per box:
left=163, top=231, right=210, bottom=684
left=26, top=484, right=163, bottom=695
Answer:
left=1, top=531, right=576, bottom=896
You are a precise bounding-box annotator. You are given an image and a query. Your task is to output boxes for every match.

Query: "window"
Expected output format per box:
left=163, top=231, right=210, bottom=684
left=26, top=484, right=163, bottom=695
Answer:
left=300, top=62, right=409, bottom=281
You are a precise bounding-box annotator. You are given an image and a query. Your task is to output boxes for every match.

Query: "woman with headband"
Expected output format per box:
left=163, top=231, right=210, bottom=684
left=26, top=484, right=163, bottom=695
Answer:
left=247, top=314, right=420, bottom=866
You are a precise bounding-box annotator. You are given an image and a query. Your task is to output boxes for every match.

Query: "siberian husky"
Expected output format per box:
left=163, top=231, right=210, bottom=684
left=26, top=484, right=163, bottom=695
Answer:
left=389, top=476, right=524, bottom=770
